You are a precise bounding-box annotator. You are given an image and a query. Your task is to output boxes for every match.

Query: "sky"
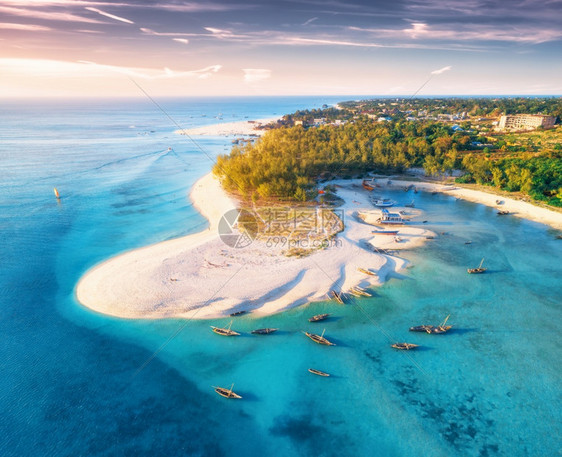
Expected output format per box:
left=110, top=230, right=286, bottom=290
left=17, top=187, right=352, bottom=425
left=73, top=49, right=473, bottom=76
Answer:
left=1, top=0, right=561, bottom=97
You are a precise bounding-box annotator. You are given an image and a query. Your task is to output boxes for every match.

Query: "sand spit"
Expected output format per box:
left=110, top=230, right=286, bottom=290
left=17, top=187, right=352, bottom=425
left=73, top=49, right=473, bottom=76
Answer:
left=76, top=175, right=434, bottom=320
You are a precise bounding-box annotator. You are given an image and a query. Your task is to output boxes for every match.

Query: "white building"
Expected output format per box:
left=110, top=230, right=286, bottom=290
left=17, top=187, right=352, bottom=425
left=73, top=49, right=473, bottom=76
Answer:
left=498, top=114, right=556, bottom=130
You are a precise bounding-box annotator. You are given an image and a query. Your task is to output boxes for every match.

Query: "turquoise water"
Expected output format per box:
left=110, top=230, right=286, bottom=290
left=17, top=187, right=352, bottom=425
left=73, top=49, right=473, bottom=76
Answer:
left=1, top=97, right=560, bottom=456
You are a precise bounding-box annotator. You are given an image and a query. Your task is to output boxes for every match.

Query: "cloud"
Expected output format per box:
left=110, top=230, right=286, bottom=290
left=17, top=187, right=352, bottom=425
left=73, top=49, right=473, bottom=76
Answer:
left=431, top=65, right=452, bottom=75
left=204, top=27, right=249, bottom=39
left=77, top=60, right=222, bottom=80
left=0, top=22, right=51, bottom=31
left=351, top=21, right=562, bottom=45
left=302, top=17, right=318, bottom=26
left=172, top=38, right=189, bottom=44
left=140, top=27, right=207, bottom=38
left=84, top=6, right=133, bottom=24
left=287, top=37, right=382, bottom=48
left=0, top=5, right=103, bottom=23
left=243, top=69, right=271, bottom=83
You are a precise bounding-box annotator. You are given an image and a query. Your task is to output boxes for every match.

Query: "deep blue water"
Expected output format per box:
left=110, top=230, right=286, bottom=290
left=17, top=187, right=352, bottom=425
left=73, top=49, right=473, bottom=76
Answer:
left=1, top=97, right=560, bottom=457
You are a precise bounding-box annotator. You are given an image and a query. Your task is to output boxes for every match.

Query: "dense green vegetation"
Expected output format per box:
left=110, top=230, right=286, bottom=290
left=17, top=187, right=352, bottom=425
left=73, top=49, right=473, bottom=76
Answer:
left=338, top=97, right=562, bottom=120
left=214, top=98, right=562, bottom=207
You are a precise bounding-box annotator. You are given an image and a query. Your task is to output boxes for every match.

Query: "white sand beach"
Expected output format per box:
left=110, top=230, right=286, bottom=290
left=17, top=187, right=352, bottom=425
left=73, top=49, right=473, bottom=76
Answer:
left=77, top=173, right=562, bottom=320
left=76, top=174, right=434, bottom=319
left=175, top=117, right=279, bottom=137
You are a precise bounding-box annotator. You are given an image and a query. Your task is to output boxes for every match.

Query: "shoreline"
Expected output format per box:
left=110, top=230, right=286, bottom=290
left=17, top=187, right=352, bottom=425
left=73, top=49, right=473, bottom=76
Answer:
left=76, top=174, right=433, bottom=320
left=76, top=173, right=562, bottom=320
left=175, top=117, right=279, bottom=137
left=387, top=179, right=562, bottom=230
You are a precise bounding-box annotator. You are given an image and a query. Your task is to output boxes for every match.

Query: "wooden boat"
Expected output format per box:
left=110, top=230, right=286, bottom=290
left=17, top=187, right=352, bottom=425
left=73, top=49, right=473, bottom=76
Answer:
left=357, top=267, right=377, bottom=275
left=409, top=324, right=433, bottom=333
left=464, top=241, right=472, bottom=245
left=409, top=315, right=452, bottom=334
left=391, top=343, right=419, bottom=350
left=351, top=286, right=372, bottom=297
left=330, top=290, right=344, bottom=304
left=308, top=368, right=330, bottom=377
left=214, top=384, right=242, bottom=399
left=304, top=329, right=336, bottom=346
left=497, top=210, right=509, bottom=215
left=467, top=258, right=486, bottom=274
left=429, top=315, right=452, bottom=334
left=229, top=310, right=246, bottom=316
left=362, top=179, right=375, bottom=191
left=371, top=229, right=398, bottom=235
left=211, top=321, right=240, bottom=336
left=308, top=313, right=330, bottom=322
left=348, top=288, right=362, bottom=297
left=251, top=328, right=278, bottom=335
left=53, top=187, right=60, bottom=199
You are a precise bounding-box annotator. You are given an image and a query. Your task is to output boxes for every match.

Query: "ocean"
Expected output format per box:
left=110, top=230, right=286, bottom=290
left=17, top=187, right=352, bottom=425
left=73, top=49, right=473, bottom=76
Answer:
left=0, top=96, right=560, bottom=457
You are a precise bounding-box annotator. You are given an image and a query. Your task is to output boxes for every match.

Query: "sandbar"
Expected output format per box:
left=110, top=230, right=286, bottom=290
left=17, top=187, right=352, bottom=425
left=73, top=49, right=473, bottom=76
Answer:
left=76, top=175, right=433, bottom=319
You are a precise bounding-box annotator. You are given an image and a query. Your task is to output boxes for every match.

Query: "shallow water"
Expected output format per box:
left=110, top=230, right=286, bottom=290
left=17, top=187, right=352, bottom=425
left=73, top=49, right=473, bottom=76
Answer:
left=1, top=97, right=560, bottom=457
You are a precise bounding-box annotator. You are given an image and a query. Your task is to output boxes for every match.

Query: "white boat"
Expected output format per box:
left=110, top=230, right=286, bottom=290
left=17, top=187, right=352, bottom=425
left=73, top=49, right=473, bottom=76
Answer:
left=372, top=198, right=395, bottom=207
left=377, top=209, right=405, bottom=225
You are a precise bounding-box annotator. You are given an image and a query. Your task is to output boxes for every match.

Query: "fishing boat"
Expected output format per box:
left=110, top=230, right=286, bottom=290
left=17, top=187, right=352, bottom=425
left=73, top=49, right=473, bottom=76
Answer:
left=467, top=258, right=486, bottom=274
left=497, top=210, right=509, bottom=215
left=308, top=313, right=330, bottom=322
left=391, top=343, right=419, bottom=350
left=210, top=321, right=240, bottom=336
left=372, top=198, right=395, bottom=207
left=53, top=187, right=60, bottom=199
left=330, top=290, right=344, bottom=304
left=251, top=328, right=278, bottom=335
left=371, top=229, right=399, bottom=235
left=351, top=286, right=372, bottom=297
left=405, top=200, right=415, bottom=208
left=429, top=315, right=453, bottom=334
left=304, top=329, right=336, bottom=346
left=409, top=315, right=452, bottom=334
left=214, top=384, right=242, bottom=399
left=409, top=325, right=433, bottom=333
left=362, top=179, right=375, bottom=191
left=357, top=267, right=377, bottom=275
left=308, top=368, right=330, bottom=377
left=229, top=310, right=246, bottom=316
